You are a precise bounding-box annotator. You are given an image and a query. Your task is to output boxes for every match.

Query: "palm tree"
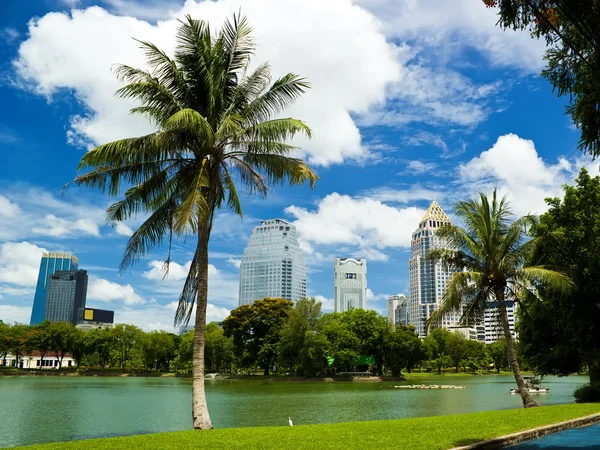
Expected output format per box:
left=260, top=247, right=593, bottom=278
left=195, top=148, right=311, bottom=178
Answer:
left=428, top=190, right=572, bottom=408
left=70, top=14, right=317, bottom=429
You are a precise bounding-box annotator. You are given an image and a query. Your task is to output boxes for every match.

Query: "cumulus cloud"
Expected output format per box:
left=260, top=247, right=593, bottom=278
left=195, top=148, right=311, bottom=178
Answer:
left=313, top=295, right=334, bottom=312
left=0, top=305, right=32, bottom=324
left=14, top=1, right=400, bottom=166
left=0, top=195, right=21, bottom=217
left=0, top=241, right=47, bottom=288
left=285, top=193, right=424, bottom=259
left=114, top=222, right=133, bottom=237
left=459, top=133, right=598, bottom=215
left=355, top=0, right=546, bottom=72
left=141, top=259, right=239, bottom=308
left=87, top=277, right=146, bottom=305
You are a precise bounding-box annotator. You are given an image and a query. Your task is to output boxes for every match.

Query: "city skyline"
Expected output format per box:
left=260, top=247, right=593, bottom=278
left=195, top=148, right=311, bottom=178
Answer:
left=1, top=0, right=596, bottom=332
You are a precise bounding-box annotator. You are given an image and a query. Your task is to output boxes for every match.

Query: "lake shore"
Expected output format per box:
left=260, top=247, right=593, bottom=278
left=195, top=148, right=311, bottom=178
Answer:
left=15, top=404, right=600, bottom=450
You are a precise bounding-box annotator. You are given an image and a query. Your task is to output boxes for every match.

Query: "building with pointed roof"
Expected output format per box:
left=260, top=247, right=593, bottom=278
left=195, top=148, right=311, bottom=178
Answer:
left=408, top=200, right=463, bottom=337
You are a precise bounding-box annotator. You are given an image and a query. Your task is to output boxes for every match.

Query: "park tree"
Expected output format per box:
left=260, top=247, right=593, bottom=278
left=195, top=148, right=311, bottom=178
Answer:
left=487, top=340, right=508, bottom=374
left=5, top=324, right=33, bottom=369
left=29, top=321, right=52, bottom=369
left=447, top=331, right=469, bottom=373
left=429, top=190, right=572, bottom=407
left=321, top=313, right=360, bottom=373
left=223, top=298, right=293, bottom=375
left=70, top=14, right=316, bottom=430
left=47, top=322, right=75, bottom=368
left=177, top=330, right=194, bottom=373
left=84, top=327, right=113, bottom=368
left=519, top=168, right=600, bottom=384
left=0, top=321, right=8, bottom=366
left=204, top=323, right=233, bottom=373
left=111, top=324, right=142, bottom=370
left=485, top=1, right=600, bottom=156
left=278, top=298, right=327, bottom=376
left=384, top=326, right=424, bottom=376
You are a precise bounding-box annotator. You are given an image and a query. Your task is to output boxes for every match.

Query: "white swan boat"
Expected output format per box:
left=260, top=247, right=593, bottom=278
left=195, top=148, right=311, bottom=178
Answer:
left=510, top=376, right=549, bottom=394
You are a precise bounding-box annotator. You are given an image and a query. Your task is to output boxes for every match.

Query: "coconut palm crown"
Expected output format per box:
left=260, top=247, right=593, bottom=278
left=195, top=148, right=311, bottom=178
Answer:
left=71, top=14, right=317, bottom=429
left=428, top=190, right=572, bottom=408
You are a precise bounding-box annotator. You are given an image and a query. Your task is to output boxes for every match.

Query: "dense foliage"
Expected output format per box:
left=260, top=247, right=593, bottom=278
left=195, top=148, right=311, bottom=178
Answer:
left=519, top=168, right=600, bottom=385
left=487, top=1, right=600, bottom=156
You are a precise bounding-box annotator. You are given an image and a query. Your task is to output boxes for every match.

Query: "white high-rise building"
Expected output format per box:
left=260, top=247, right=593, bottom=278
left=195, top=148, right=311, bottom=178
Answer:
left=480, top=301, right=517, bottom=344
left=238, top=219, right=306, bottom=306
left=387, top=294, right=408, bottom=326
left=334, top=258, right=367, bottom=312
left=408, top=200, right=462, bottom=337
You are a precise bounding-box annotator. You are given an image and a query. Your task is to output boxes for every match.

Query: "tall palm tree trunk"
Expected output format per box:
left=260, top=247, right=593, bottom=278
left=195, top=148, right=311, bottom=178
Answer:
left=192, top=227, right=213, bottom=430
left=497, top=289, right=539, bottom=408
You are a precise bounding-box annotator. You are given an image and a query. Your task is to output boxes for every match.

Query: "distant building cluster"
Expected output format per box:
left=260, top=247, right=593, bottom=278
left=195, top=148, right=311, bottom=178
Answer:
left=237, top=207, right=516, bottom=344
left=30, top=252, right=114, bottom=329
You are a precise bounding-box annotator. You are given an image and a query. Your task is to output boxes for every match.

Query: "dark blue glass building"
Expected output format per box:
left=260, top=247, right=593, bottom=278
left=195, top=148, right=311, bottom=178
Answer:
left=30, top=253, right=79, bottom=325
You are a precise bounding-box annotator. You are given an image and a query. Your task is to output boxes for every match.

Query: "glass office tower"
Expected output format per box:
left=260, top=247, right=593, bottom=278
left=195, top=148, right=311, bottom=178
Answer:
left=238, top=219, right=307, bottom=306
left=44, top=270, right=88, bottom=325
left=30, top=252, right=79, bottom=325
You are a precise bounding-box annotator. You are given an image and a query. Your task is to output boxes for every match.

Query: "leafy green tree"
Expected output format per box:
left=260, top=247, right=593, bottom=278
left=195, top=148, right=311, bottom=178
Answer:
left=487, top=1, right=600, bottom=156
left=423, top=328, right=451, bottom=361
left=6, top=324, right=33, bottom=369
left=432, top=353, right=451, bottom=375
left=520, top=168, right=600, bottom=383
left=204, top=323, right=233, bottom=373
left=487, top=340, right=508, bottom=374
left=223, top=298, right=293, bottom=375
left=70, top=14, right=316, bottom=429
left=111, top=324, right=142, bottom=370
left=47, top=322, right=75, bottom=368
left=321, top=313, right=360, bottom=373
left=0, top=321, right=8, bottom=366
left=69, top=327, right=86, bottom=368
left=84, top=327, right=113, bottom=368
left=278, top=298, right=326, bottom=376
left=429, top=190, right=572, bottom=407
left=177, top=330, right=194, bottom=373
left=384, top=326, right=424, bottom=376
left=447, top=331, right=469, bottom=373
left=29, top=321, right=52, bottom=369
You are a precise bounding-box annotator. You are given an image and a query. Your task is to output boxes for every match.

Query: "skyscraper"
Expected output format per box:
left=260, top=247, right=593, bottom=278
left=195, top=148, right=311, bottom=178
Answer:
left=44, top=270, right=88, bottom=325
left=408, top=201, right=462, bottom=337
left=30, top=252, right=79, bottom=325
left=481, top=301, right=517, bottom=344
left=238, top=219, right=306, bottom=306
left=333, top=258, right=367, bottom=312
left=388, top=294, right=409, bottom=327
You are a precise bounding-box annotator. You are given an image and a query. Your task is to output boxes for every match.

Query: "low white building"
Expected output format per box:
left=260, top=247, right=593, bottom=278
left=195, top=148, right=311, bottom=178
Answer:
left=2, top=351, right=75, bottom=369
left=481, top=301, right=517, bottom=344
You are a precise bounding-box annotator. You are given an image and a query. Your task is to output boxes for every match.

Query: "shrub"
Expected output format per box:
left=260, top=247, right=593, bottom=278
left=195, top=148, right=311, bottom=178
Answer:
left=573, top=383, right=600, bottom=403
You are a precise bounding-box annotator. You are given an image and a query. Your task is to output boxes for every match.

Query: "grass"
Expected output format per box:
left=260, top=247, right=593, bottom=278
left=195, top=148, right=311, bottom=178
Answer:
left=20, top=404, right=600, bottom=450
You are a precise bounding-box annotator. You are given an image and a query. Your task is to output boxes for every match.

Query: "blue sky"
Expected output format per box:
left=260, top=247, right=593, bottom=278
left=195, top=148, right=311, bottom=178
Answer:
left=0, top=0, right=596, bottom=331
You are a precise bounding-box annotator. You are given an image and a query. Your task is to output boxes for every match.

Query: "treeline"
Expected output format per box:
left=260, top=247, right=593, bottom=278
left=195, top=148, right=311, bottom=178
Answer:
left=0, top=321, right=196, bottom=372
left=221, top=298, right=510, bottom=377
left=0, top=299, right=511, bottom=376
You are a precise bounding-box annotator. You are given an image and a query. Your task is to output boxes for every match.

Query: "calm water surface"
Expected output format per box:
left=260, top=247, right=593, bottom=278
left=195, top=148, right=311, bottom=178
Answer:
left=0, top=374, right=589, bottom=448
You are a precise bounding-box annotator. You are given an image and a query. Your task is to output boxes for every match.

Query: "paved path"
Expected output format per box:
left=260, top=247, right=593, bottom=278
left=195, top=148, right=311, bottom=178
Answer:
left=509, top=423, right=600, bottom=449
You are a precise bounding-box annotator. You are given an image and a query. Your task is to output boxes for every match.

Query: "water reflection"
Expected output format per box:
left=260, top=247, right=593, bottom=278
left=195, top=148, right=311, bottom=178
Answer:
left=0, top=375, right=588, bottom=448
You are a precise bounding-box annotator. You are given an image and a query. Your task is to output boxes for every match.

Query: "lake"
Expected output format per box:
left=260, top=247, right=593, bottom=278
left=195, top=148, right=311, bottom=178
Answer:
left=0, top=374, right=589, bottom=448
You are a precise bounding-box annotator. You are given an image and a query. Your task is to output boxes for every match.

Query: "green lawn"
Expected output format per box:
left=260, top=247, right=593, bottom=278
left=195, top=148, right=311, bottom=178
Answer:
left=21, top=404, right=600, bottom=450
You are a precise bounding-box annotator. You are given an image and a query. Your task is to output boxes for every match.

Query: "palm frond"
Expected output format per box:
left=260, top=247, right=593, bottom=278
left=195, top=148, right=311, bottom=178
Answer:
left=242, top=73, right=310, bottom=124
left=174, top=247, right=199, bottom=327
left=517, top=266, right=574, bottom=295
left=163, top=108, right=216, bottom=149
left=242, top=153, right=318, bottom=189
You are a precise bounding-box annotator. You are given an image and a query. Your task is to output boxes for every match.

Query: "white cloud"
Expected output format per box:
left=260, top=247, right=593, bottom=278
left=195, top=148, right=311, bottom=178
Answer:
left=458, top=133, right=598, bottom=216
left=0, top=242, right=47, bottom=288
left=143, top=260, right=191, bottom=281
left=14, top=1, right=400, bottom=166
left=114, top=222, right=133, bottom=236
left=2, top=27, right=20, bottom=43
left=0, top=305, right=31, bottom=324
left=406, top=161, right=438, bottom=174
left=285, top=193, right=424, bottom=257
left=313, top=295, right=334, bottom=312
left=0, top=187, right=106, bottom=240
left=87, top=277, right=146, bottom=305
left=141, top=259, right=239, bottom=308
left=355, top=0, right=546, bottom=72
left=0, top=195, right=21, bottom=217
left=226, top=258, right=241, bottom=269
left=362, top=186, right=442, bottom=204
